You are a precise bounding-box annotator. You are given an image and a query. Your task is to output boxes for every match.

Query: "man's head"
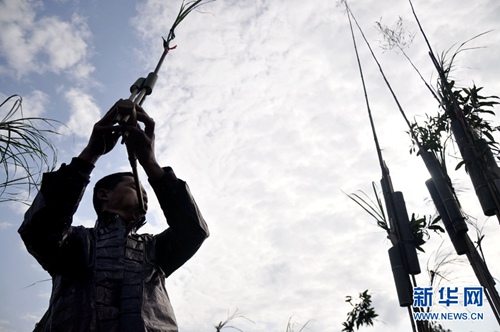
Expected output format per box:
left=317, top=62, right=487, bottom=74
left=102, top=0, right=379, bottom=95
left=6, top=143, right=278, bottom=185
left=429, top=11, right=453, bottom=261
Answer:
left=93, top=172, right=148, bottom=225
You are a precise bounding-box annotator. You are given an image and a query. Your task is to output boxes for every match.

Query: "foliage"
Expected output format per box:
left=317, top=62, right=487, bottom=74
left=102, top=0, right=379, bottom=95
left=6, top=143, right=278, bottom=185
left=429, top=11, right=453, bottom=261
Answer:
left=0, top=95, right=59, bottom=204
left=345, top=182, right=389, bottom=235
left=409, top=82, right=500, bottom=172
left=342, top=290, right=378, bottom=332
left=454, top=85, right=500, bottom=152
left=213, top=310, right=311, bottom=332
left=408, top=113, right=449, bottom=157
left=376, top=17, right=416, bottom=53
left=165, top=0, right=215, bottom=49
left=346, top=183, right=444, bottom=251
left=429, top=321, right=452, bottom=332
left=426, top=243, right=463, bottom=288
left=409, top=213, right=444, bottom=253
left=405, top=29, right=500, bottom=173
left=214, top=309, right=254, bottom=332
left=377, top=17, right=500, bottom=171
left=357, top=2, right=497, bottom=328
left=285, top=316, right=310, bottom=332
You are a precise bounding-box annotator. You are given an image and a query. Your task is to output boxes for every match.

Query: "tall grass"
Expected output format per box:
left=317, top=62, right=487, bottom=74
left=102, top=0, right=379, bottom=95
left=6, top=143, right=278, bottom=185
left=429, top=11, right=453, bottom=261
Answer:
left=0, top=94, right=59, bottom=204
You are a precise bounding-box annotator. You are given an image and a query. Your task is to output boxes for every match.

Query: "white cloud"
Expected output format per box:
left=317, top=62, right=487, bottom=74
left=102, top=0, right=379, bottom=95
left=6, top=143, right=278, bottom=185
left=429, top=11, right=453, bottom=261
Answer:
left=21, top=90, right=50, bottom=117
left=0, top=222, right=14, bottom=229
left=31, top=14, right=92, bottom=74
left=59, top=87, right=101, bottom=138
left=0, top=320, right=15, bottom=332
left=0, top=0, right=93, bottom=79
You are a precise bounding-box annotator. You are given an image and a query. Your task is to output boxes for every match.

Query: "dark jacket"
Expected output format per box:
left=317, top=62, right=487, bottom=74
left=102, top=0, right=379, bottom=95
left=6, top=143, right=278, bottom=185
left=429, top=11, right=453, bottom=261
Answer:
left=19, top=158, right=209, bottom=332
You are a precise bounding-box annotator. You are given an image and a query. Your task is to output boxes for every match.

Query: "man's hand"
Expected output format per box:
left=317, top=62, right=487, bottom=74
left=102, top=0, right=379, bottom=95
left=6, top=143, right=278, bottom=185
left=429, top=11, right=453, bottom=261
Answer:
left=125, top=105, right=164, bottom=181
left=78, top=102, right=122, bottom=165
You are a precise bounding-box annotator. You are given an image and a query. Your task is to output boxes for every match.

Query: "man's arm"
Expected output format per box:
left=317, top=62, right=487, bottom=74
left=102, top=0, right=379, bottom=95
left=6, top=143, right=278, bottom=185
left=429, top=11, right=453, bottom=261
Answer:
left=19, top=102, right=123, bottom=273
left=127, top=105, right=209, bottom=276
left=150, top=167, right=209, bottom=277
left=18, top=158, right=94, bottom=273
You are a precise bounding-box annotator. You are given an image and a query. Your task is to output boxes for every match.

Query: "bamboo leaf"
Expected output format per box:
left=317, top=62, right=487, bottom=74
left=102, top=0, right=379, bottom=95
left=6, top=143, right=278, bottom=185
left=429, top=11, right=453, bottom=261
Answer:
left=455, top=160, right=465, bottom=170
left=0, top=94, right=59, bottom=204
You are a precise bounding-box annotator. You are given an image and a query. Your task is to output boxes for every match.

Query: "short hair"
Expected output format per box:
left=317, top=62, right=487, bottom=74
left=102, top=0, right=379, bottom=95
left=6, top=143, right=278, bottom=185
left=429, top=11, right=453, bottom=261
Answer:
left=92, top=172, right=134, bottom=214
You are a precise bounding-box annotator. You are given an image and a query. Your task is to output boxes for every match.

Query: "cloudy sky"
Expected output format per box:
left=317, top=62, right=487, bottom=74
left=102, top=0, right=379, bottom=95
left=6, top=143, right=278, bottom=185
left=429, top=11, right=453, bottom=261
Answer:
left=1, top=0, right=500, bottom=331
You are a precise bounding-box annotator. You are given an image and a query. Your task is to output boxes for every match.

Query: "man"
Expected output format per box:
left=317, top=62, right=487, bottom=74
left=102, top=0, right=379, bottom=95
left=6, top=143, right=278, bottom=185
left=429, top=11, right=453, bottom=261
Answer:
left=19, top=102, right=209, bottom=331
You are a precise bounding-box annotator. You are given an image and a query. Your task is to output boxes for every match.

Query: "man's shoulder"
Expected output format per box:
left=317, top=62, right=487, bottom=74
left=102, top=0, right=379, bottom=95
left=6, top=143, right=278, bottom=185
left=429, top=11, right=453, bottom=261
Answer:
left=134, top=232, right=155, bottom=241
left=69, top=225, right=96, bottom=238
left=72, top=225, right=94, bottom=231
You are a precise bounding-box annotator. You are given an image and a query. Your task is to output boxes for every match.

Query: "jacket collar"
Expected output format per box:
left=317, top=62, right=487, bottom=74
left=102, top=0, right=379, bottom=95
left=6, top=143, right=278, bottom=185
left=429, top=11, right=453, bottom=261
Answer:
left=95, top=211, right=146, bottom=233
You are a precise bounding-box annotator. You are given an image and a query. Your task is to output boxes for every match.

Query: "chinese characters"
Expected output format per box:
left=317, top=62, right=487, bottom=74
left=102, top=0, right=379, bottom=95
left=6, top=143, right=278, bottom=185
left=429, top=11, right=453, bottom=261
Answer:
left=413, top=286, right=483, bottom=308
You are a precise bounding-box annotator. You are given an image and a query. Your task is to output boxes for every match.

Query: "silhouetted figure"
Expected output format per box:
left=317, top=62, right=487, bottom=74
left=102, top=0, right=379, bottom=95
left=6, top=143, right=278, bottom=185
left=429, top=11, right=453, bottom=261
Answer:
left=19, top=102, right=209, bottom=331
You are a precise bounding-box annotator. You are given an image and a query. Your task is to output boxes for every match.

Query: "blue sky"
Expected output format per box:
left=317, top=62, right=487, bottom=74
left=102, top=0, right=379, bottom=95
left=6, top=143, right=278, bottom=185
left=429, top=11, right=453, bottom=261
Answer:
left=1, top=0, right=500, bottom=331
